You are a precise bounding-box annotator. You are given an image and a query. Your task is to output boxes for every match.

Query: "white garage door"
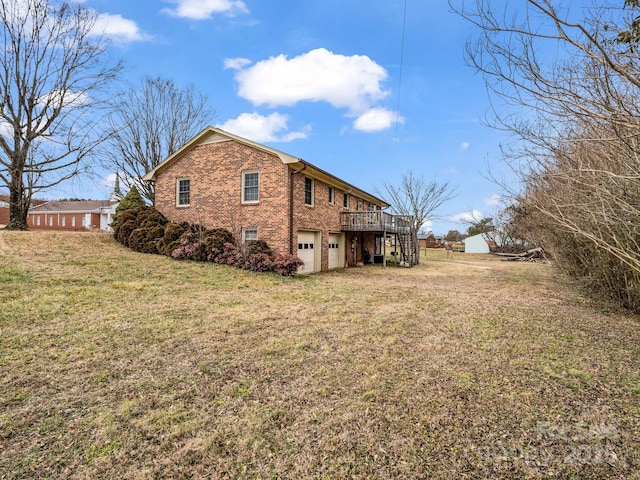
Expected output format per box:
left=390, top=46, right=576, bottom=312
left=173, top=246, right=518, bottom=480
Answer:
left=297, top=231, right=316, bottom=274
left=328, top=233, right=343, bottom=269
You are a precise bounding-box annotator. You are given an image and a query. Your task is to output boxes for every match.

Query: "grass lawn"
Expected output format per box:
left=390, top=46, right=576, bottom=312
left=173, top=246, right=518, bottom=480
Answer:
left=1, top=231, right=639, bottom=479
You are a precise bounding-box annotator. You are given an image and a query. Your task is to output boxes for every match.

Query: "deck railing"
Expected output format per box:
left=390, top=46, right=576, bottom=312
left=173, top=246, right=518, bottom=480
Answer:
left=340, top=211, right=413, bottom=234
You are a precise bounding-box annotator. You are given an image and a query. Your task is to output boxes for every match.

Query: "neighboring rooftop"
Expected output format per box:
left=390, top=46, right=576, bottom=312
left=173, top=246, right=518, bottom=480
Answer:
left=29, top=200, right=117, bottom=212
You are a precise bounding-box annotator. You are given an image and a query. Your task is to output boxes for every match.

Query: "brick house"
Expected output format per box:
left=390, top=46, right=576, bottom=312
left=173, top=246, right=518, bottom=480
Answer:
left=419, top=233, right=445, bottom=249
left=27, top=200, right=119, bottom=232
left=0, top=195, right=8, bottom=226
left=1, top=195, right=48, bottom=227
left=144, top=127, right=417, bottom=273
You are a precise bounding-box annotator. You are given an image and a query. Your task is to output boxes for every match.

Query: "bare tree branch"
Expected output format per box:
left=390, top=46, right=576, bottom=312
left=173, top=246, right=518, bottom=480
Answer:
left=102, top=77, right=214, bottom=204
left=453, top=0, right=640, bottom=311
left=378, top=170, right=456, bottom=233
left=0, top=0, right=122, bottom=229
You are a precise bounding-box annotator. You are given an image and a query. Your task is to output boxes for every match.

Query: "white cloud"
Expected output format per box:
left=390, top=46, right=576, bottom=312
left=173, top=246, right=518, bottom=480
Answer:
left=419, top=220, right=433, bottom=233
left=230, top=48, right=389, bottom=115
left=102, top=172, right=117, bottom=190
left=224, top=57, right=252, bottom=70
left=484, top=193, right=501, bottom=206
left=216, top=112, right=310, bottom=143
left=451, top=210, right=482, bottom=224
left=162, top=0, right=249, bottom=20
left=353, top=108, right=403, bottom=133
left=39, top=90, right=90, bottom=109
left=0, top=119, right=12, bottom=138
left=90, top=13, right=151, bottom=44
left=460, top=141, right=470, bottom=151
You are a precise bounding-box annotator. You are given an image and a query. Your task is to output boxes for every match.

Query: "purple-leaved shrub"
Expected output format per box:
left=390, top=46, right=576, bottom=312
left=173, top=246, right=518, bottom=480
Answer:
left=273, top=253, right=304, bottom=276
left=244, top=253, right=274, bottom=272
left=171, top=233, right=199, bottom=260
left=212, top=242, right=242, bottom=266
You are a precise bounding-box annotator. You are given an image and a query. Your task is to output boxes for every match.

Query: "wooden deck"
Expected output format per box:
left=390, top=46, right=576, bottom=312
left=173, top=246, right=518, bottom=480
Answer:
left=340, top=211, right=413, bottom=234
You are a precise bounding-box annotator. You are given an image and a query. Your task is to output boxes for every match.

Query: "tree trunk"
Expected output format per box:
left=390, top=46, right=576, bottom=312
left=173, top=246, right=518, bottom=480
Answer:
left=5, top=176, right=29, bottom=230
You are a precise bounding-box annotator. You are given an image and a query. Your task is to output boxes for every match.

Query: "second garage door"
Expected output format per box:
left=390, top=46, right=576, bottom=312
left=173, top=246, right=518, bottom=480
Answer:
left=328, top=233, right=344, bottom=269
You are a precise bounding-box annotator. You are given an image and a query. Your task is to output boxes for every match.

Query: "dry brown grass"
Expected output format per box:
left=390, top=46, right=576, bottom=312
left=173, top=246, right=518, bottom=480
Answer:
left=1, top=231, right=639, bottom=479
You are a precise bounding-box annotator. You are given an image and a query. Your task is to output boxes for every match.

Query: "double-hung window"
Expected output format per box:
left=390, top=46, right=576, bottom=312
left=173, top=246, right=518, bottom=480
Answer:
left=177, top=178, right=190, bottom=207
left=304, top=177, right=314, bottom=206
left=243, top=171, right=259, bottom=203
left=328, top=186, right=335, bottom=205
left=343, top=192, right=349, bottom=208
left=242, top=227, right=258, bottom=243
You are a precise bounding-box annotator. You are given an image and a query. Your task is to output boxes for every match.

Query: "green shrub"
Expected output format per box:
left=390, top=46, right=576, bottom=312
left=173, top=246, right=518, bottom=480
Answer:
left=113, top=206, right=167, bottom=252
left=157, top=222, right=191, bottom=256
left=203, top=229, right=235, bottom=261
left=115, top=219, right=137, bottom=247
left=115, top=213, right=301, bottom=277
left=112, top=186, right=146, bottom=227
left=129, top=225, right=166, bottom=253
left=245, top=239, right=273, bottom=258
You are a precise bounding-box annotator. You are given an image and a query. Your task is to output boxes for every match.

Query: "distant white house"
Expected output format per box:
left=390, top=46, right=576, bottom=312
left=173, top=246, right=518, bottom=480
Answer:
left=463, top=233, right=497, bottom=254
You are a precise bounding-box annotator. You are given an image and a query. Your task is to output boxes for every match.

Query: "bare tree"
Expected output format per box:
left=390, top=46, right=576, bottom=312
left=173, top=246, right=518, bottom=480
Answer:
left=103, top=77, right=213, bottom=204
left=0, top=0, right=122, bottom=230
left=452, top=0, right=640, bottom=310
left=378, top=170, right=456, bottom=233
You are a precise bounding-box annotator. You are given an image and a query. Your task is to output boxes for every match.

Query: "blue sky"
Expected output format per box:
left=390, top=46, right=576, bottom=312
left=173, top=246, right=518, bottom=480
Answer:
left=62, top=0, right=513, bottom=235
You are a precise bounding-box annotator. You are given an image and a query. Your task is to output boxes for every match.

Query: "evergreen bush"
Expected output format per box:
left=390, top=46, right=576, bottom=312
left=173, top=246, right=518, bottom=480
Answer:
left=112, top=186, right=146, bottom=227
left=244, top=239, right=273, bottom=258
left=157, top=222, right=191, bottom=256
left=113, top=209, right=301, bottom=276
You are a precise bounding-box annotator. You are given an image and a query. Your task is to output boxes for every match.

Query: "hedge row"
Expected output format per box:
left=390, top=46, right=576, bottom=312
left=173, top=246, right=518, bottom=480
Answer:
left=112, top=206, right=303, bottom=276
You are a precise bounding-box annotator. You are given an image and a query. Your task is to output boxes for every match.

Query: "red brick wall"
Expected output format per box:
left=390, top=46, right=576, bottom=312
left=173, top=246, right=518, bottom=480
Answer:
left=291, top=173, right=370, bottom=269
left=153, top=138, right=379, bottom=270
left=27, top=212, right=89, bottom=231
left=0, top=207, right=8, bottom=225
left=153, top=140, right=291, bottom=254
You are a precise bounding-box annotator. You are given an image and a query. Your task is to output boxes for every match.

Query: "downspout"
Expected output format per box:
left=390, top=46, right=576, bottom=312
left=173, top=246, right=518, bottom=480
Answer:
left=289, top=164, right=307, bottom=254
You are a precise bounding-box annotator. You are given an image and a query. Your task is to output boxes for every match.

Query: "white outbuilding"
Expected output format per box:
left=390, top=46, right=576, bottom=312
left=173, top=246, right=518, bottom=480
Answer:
left=463, top=233, right=494, bottom=254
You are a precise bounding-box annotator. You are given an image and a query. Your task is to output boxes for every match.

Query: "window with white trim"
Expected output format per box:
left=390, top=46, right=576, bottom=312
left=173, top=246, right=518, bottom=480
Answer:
left=304, top=177, right=314, bottom=206
left=71, top=217, right=76, bottom=227
left=242, top=171, right=259, bottom=203
left=48, top=216, right=53, bottom=226
left=177, top=178, right=190, bottom=206
left=343, top=192, right=349, bottom=208
left=242, top=227, right=258, bottom=243
left=36, top=215, right=40, bottom=226
left=61, top=216, right=66, bottom=227
left=328, top=186, right=335, bottom=205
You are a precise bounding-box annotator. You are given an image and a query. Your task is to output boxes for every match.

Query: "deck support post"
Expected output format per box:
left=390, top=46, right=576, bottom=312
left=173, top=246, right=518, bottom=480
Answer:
left=383, top=227, right=387, bottom=268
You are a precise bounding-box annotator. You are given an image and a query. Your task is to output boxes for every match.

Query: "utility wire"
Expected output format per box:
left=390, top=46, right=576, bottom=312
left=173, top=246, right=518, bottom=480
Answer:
left=395, top=0, right=408, bottom=140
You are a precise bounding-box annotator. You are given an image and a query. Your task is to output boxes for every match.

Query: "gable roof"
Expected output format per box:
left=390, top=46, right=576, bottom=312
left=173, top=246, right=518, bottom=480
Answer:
left=143, top=126, right=390, bottom=208
left=0, top=195, right=48, bottom=207
left=29, top=200, right=117, bottom=214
